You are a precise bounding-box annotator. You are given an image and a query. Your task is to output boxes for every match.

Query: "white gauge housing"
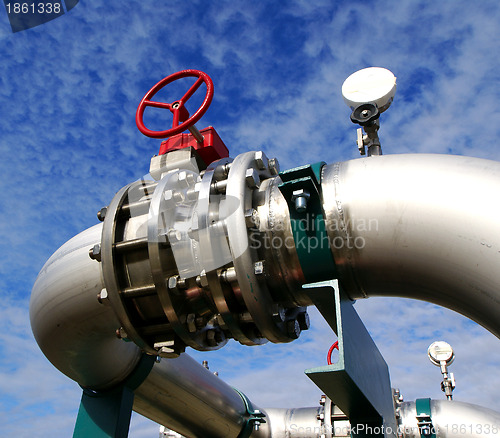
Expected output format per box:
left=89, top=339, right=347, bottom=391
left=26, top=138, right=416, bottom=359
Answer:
left=428, top=341, right=455, bottom=366
left=342, top=67, right=397, bottom=113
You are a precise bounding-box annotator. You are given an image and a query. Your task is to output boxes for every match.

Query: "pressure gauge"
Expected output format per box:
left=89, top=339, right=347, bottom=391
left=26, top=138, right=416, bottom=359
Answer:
left=428, top=341, right=455, bottom=366
left=342, top=67, right=397, bottom=113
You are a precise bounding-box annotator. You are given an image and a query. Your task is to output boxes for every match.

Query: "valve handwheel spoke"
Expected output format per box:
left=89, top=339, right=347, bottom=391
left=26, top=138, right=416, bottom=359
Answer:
left=136, top=69, right=214, bottom=139
left=143, top=100, right=172, bottom=110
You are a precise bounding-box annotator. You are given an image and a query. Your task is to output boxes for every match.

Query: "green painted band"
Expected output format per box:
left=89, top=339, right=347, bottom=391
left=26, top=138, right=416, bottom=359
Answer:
left=278, top=162, right=337, bottom=283
left=80, top=353, right=156, bottom=396
left=415, top=397, right=431, bottom=416
left=415, top=398, right=436, bottom=438
left=124, top=353, right=156, bottom=390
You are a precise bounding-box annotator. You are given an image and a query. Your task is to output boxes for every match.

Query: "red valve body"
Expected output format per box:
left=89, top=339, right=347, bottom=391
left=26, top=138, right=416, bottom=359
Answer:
left=158, top=126, right=229, bottom=166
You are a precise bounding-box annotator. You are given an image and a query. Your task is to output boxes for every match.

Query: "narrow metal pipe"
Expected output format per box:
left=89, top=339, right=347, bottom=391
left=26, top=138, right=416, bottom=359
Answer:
left=322, top=154, right=500, bottom=338
left=188, top=124, right=204, bottom=144
left=398, top=400, right=500, bottom=437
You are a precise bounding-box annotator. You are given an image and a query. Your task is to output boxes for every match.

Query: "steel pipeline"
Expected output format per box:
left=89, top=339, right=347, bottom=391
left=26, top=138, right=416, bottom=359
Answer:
left=29, top=153, right=500, bottom=436
left=321, top=154, right=500, bottom=338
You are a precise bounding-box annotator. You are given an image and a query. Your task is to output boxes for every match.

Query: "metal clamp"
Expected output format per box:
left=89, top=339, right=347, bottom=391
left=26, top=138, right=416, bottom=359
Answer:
left=233, top=387, right=267, bottom=438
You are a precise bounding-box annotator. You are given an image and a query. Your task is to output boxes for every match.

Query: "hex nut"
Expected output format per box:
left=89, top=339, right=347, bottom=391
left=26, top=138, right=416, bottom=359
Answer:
left=254, top=151, right=268, bottom=170
left=167, top=229, right=182, bottom=242
left=196, top=272, right=209, bottom=288
left=89, top=244, right=102, bottom=262
left=254, top=260, right=265, bottom=275
left=291, top=189, right=311, bottom=213
left=187, top=313, right=196, bottom=333
left=97, top=207, right=107, bottom=222
left=97, top=288, right=109, bottom=305
left=286, top=319, right=301, bottom=339
left=214, top=163, right=230, bottom=180
left=116, top=327, right=128, bottom=340
left=245, top=168, right=260, bottom=189
left=206, top=329, right=217, bottom=347
left=177, top=171, right=190, bottom=188
left=291, top=189, right=310, bottom=201
left=297, top=311, right=310, bottom=330
left=244, top=208, right=260, bottom=228
left=272, top=306, right=286, bottom=323
left=268, top=158, right=280, bottom=175
left=168, top=275, right=188, bottom=291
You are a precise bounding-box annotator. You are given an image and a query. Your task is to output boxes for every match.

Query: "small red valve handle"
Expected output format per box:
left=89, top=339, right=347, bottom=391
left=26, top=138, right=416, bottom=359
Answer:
left=136, top=69, right=214, bottom=139
left=327, top=341, right=339, bottom=365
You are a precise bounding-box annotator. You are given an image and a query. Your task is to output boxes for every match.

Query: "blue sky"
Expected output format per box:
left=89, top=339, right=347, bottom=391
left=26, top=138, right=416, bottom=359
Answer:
left=1, top=1, right=500, bottom=436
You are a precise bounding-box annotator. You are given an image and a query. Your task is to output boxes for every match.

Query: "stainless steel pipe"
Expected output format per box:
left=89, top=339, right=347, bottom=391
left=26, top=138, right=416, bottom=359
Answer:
left=398, top=400, right=500, bottom=437
left=29, top=223, right=142, bottom=390
left=322, top=154, right=500, bottom=338
left=30, top=152, right=500, bottom=437
left=29, top=224, right=267, bottom=437
left=133, top=353, right=267, bottom=438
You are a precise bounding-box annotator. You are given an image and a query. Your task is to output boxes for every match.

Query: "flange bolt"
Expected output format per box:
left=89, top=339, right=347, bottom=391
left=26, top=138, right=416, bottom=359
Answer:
left=291, top=189, right=310, bottom=213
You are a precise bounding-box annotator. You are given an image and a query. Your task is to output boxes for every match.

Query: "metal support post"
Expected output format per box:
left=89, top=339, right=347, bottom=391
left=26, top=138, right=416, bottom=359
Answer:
left=303, top=280, right=397, bottom=438
left=73, top=354, right=155, bottom=438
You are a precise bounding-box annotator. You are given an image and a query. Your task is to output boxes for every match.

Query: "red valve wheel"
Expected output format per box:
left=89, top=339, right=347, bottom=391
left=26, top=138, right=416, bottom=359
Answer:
left=327, top=341, right=339, bottom=365
left=136, top=69, right=214, bottom=139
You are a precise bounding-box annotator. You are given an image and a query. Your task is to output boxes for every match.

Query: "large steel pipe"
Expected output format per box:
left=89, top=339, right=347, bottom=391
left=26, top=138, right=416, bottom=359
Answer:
left=29, top=224, right=268, bottom=437
left=29, top=223, right=142, bottom=390
left=30, top=151, right=500, bottom=438
left=322, top=154, right=500, bottom=338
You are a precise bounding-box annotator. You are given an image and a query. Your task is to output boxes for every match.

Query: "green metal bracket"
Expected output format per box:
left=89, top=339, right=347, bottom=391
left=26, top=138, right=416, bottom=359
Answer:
left=303, top=280, right=397, bottom=438
left=415, top=398, right=436, bottom=438
left=233, top=387, right=266, bottom=438
left=278, top=162, right=337, bottom=283
left=73, top=354, right=155, bottom=438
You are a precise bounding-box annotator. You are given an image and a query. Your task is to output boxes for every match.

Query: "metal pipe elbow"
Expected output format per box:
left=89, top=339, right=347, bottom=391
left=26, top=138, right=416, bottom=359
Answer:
left=322, top=154, right=500, bottom=338
left=29, top=223, right=141, bottom=390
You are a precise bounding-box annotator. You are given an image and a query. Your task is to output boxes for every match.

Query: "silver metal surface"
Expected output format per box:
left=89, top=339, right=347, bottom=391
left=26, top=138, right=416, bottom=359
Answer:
left=101, top=179, right=161, bottom=355
left=133, top=353, right=268, bottom=438
left=224, top=151, right=305, bottom=343
left=29, top=220, right=270, bottom=435
left=264, top=407, right=323, bottom=438
left=29, top=223, right=142, bottom=389
left=30, top=150, right=500, bottom=438
left=322, top=154, right=500, bottom=338
left=253, top=177, right=308, bottom=307
left=38, top=148, right=313, bottom=367
left=264, top=398, right=350, bottom=438
left=398, top=400, right=500, bottom=437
